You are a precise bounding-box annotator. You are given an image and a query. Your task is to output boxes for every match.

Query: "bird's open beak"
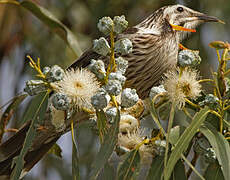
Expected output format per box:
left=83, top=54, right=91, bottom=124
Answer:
left=196, top=14, right=225, bottom=24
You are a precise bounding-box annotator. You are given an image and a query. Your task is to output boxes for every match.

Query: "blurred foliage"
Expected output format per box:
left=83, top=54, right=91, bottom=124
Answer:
left=0, top=0, right=230, bottom=179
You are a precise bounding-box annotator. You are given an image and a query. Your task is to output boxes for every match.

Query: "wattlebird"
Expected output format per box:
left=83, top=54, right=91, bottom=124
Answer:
left=0, top=4, right=222, bottom=178
left=70, top=4, right=222, bottom=99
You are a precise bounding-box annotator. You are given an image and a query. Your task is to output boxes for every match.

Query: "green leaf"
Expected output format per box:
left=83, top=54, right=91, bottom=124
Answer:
left=169, top=126, right=180, bottom=145
left=72, top=130, right=80, bottom=180
left=48, top=143, right=62, bottom=158
left=200, top=123, right=230, bottom=180
left=90, top=110, right=120, bottom=179
left=117, top=149, right=141, bottom=180
left=147, top=157, right=186, bottom=180
left=101, top=162, right=116, bottom=180
left=164, top=107, right=209, bottom=180
left=204, top=162, right=224, bottom=180
left=96, top=109, right=108, bottom=142
left=0, top=94, right=27, bottom=142
left=170, top=160, right=187, bottom=180
left=149, top=100, right=166, bottom=135
left=1, top=0, right=82, bottom=57
left=19, top=94, right=47, bottom=126
left=10, top=92, right=49, bottom=180
left=146, top=156, right=164, bottom=180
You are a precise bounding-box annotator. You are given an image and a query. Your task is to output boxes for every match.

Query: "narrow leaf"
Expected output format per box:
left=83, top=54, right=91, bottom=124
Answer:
left=1, top=0, right=82, bottom=57
left=72, top=133, right=80, bottom=180
left=100, top=162, right=116, bottom=180
left=0, top=94, right=27, bottom=142
left=147, top=156, right=164, bottom=180
left=204, top=162, right=224, bottom=180
left=171, top=160, right=187, bottom=180
left=10, top=92, right=49, bottom=180
left=164, top=107, right=209, bottom=180
left=90, top=110, right=120, bottom=179
left=96, top=109, right=107, bottom=142
left=117, top=149, right=141, bottom=180
left=169, top=126, right=180, bottom=145
left=200, top=123, right=230, bottom=180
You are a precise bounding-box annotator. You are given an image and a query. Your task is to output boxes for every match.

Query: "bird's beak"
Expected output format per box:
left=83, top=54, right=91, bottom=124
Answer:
left=196, top=14, right=225, bottom=24
left=170, top=13, right=224, bottom=33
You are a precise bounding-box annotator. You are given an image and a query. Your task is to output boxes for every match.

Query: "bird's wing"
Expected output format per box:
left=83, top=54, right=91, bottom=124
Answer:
left=68, top=49, right=101, bottom=70
left=67, top=27, right=139, bottom=70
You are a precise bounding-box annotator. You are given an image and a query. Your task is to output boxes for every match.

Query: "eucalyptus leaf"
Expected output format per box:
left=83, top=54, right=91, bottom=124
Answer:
left=169, top=126, right=180, bottom=145
left=0, top=0, right=82, bottom=57
left=146, top=156, right=164, bottom=180
left=117, top=149, right=141, bottom=180
left=96, top=109, right=108, bottom=142
left=0, top=94, right=27, bottom=142
left=19, top=93, right=48, bottom=126
left=72, top=131, right=80, bottom=180
left=170, top=160, right=187, bottom=180
left=200, top=123, right=230, bottom=180
left=204, top=162, right=224, bottom=180
left=164, top=107, right=209, bottom=180
left=10, top=92, right=49, bottom=180
left=100, top=162, right=116, bottom=180
left=90, top=110, right=120, bottom=179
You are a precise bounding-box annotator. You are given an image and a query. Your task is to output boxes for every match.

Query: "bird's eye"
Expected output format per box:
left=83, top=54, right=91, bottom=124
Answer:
left=177, top=7, right=184, bottom=12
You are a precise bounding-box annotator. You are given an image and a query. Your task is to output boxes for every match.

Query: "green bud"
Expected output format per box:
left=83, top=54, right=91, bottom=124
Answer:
left=46, top=65, right=64, bottom=82
left=115, top=38, right=133, bottom=55
left=97, top=17, right=113, bottom=35
left=93, top=37, right=111, bottom=56
left=113, top=15, right=128, bottom=34
left=24, top=80, right=48, bottom=96
left=178, top=50, right=201, bottom=67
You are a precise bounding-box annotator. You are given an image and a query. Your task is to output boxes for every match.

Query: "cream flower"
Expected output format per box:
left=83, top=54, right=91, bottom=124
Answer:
left=118, top=128, right=143, bottom=150
left=163, top=67, right=201, bottom=109
left=53, top=68, right=100, bottom=109
left=118, top=128, right=155, bottom=162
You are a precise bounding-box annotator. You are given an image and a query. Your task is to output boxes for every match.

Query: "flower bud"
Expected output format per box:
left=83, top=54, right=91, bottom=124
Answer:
left=204, top=148, right=216, bottom=163
left=121, top=88, right=139, bottom=108
left=42, top=66, right=50, bottom=75
left=24, top=80, right=48, bottom=96
left=149, top=85, right=166, bottom=100
left=115, top=38, right=133, bottom=55
left=104, top=80, right=122, bottom=96
left=109, top=72, right=126, bottom=85
left=178, top=50, right=201, bottom=67
left=199, top=94, right=219, bottom=109
left=46, top=65, right=64, bottom=82
left=115, top=57, right=128, bottom=74
left=52, top=92, right=71, bottom=111
left=97, top=17, right=113, bottom=35
left=88, top=59, right=106, bottom=80
left=105, top=107, right=118, bottom=123
left=119, top=114, right=139, bottom=133
left=113, top=15, right=128, bottom=34
left=91, top=88, right=111, bottom=109
left=93, top=37, right=111, bottom=56
left=155, top=140, right=166, bottom=156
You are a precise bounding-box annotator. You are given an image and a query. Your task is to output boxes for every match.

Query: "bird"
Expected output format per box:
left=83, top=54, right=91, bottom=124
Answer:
left=0, top=4, right=222, bottom=178
left=69, top=4, right=221, bottom=99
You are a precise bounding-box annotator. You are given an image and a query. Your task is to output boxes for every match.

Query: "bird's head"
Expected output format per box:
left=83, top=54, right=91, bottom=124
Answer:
left=136, top=4, right=223, bottom=40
